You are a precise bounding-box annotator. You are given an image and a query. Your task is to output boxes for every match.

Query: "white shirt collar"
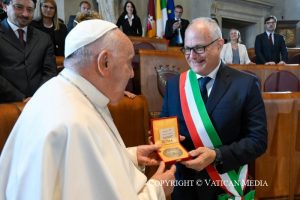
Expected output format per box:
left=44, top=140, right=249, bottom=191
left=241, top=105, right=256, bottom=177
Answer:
left=196, top=60, right=221, bottom=80
left=266, top=31, right=273, bottom=36
left=7, top=18, right=28, bottom=40
left=125, top=14, right=134, bottom=20
left=60, top=68, right=110, bottom=109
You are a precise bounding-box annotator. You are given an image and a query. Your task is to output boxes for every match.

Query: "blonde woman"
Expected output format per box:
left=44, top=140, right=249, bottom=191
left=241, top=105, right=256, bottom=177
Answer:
left=31, top=0, right=67, bottom=56
left=220, top=28, right=253, bottom=64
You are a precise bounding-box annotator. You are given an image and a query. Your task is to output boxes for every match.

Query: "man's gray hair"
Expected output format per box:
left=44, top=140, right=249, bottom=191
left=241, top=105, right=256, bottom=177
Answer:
left=190, top=17, right=222, bottom=40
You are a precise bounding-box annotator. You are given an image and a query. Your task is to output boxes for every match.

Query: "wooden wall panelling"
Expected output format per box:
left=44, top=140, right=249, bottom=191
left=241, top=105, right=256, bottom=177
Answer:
left=139, top=49, right=189, bottom=116
left=229, top=64, right=300, bottom=92
left=255, top=92, right=300, bottom=199
left=247, top=48, right=300, bottom=64
left=129, top=36, right=169, bottom=51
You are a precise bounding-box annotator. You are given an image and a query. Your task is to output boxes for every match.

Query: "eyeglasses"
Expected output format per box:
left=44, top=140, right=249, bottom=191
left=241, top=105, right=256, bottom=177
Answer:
left=266, top=21, right=276, bottom=25
left=181, top=38, right=220, bottom=55
left=12, top=4, right=34, bottom=14
left=42, top=5, right=55, bottom=10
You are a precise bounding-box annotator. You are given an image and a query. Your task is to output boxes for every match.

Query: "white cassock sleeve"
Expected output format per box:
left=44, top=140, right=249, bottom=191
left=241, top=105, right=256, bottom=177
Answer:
left=126, top=147, right=166, bottom=200
left=0, top=123, right=166, bottom=200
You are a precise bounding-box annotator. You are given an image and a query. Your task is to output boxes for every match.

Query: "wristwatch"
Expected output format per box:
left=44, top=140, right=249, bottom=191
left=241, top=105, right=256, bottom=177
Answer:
left=213, top=148, right=223, bottom=169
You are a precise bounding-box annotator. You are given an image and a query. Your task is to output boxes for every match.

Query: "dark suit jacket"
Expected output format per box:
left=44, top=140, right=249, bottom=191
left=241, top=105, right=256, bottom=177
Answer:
left=116, top=14, right=142, bottom=36
left=165, top=18, right=189, bottom=46
left=0, top=9, right=6, bottom=22
left=160, top=63, right=267, bottom=200
left=254, top=32, right=288, bottom=64
left=67, top=15, right=76, bottom=32
left=30, top=19, right=68, bottom=56
left=0, top=19, right=57, bottom=103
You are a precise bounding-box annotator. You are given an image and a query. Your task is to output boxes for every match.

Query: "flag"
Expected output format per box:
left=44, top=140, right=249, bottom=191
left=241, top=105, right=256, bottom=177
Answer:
left=167, top=0, right=175, bottom=20
left=147, top=0, right=156, bottom=38
left=161, top=0, right=168, bottom=35
left=156, top=0, right=163, bottom=38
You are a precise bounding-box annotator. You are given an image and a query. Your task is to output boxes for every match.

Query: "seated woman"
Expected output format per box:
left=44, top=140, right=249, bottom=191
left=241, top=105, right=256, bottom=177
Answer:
left=220, top=28, right=253, bottom=64
left=116, top=1, right=142, bottom=36
left=31, top=0, right=67, bottom=56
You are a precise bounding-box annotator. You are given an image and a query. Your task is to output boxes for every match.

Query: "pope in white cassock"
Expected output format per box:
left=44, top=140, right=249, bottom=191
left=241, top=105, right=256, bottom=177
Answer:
left=0, top=19, right=176, bottom=200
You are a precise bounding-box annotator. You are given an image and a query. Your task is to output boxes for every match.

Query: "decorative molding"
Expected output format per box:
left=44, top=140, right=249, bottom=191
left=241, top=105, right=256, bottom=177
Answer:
left=243, top=0, right=274, bottom=8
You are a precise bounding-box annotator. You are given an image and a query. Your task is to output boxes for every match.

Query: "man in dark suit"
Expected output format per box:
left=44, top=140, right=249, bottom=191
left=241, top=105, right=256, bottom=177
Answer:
left=0, top=0, right=57, bottom=103
left=161, top=17, right=267, bottom=200
left=165, top=5, right=189, bottom=46
left=255, top=15, right=288, bottom=65
left=0, top=0, right=7, bottom=21
left=67, top=1, right=91, bottom=32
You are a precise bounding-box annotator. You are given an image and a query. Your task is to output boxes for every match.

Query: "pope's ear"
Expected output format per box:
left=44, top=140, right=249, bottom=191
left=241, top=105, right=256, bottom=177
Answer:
left=96, top=50, right=109, bottom=76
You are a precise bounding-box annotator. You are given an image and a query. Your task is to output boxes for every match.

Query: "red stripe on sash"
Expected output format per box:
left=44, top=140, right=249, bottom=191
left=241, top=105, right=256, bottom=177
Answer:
left=179, top=71, right=232, bottom=195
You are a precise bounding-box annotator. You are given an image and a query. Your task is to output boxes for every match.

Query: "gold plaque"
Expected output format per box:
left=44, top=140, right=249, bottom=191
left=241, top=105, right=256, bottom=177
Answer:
left=151, top=117, right=190, bottom=164
left=278, top=28, right=296, bottom=47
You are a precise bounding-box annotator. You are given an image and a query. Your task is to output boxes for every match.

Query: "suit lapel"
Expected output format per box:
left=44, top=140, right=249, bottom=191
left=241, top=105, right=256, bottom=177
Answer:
left=206, top=63, right=231, bottom=115
left=273, top=33, right=279, bottom=48
left=0, top=19, right=24, bottom=51
left=25, top=26, right=39, bottom=57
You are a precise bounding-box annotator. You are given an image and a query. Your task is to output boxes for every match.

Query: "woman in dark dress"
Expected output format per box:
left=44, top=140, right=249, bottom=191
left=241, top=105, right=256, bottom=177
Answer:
left=116, top=1, right=142, bottom=36
left=31, top=0, right=67, bottom=56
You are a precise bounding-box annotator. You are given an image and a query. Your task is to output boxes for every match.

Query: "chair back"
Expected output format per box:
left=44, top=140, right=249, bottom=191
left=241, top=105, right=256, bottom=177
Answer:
left=133, top=42, right=156, bottom=53
left=0, top=96, right=149, bottom=154
left=241, top=70, right=261, bottom=90
left=129, top=42, right=156, bottom=94
left=264, top=70, right=300, bottom=92
left=288, top=53, right=300, bottom=64
left=0, top=102, right=26, bottom=154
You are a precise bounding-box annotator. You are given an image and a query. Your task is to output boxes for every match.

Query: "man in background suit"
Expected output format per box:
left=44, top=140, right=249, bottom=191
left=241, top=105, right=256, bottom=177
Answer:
left=161, top=17, right=267, bottom=199
left=67, top=0, right=91, bottom=32
left=255, top=15, right=288, bottom=65
left=0, top=0, right=7, bottom=21
left=0, top=0, right=57, bottom=103
left=165, top=5, right=189, bottom=46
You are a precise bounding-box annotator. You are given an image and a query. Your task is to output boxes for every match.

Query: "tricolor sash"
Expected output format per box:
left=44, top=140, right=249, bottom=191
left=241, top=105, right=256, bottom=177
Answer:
left=179, top=70, right=254, bottom=200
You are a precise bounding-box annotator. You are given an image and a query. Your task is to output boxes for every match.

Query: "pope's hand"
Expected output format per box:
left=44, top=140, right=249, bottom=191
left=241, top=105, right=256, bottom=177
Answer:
left=151, top=162, right=176, bottom=196
left=137, top=144, right=161, bottom=166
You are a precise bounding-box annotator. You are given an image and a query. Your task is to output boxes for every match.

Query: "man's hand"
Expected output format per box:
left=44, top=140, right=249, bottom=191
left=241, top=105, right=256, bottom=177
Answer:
left=278, top=61, right=286, bottom=65
left=124, top=91, right=136, bottom=99
left=172, top=21, right=181, bottom=31
left=181, top=147, right=216, bottom=171
left=151, top=162, right=176, bottom=196
left=137, top=144, right=161, bottom=166
left=265, top=61, right=276, bottom=65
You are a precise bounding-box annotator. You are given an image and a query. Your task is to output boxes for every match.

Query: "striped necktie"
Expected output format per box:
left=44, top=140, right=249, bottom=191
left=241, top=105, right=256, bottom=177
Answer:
left=17, top=29, right=25, bottom=47
left=198, top=77, right=212, bottom=104
left=268, top=33, right=273, bottom=45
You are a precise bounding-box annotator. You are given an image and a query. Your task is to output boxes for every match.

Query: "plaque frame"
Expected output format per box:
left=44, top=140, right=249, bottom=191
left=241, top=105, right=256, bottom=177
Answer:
left=151, top=116, right=190, bottom=164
